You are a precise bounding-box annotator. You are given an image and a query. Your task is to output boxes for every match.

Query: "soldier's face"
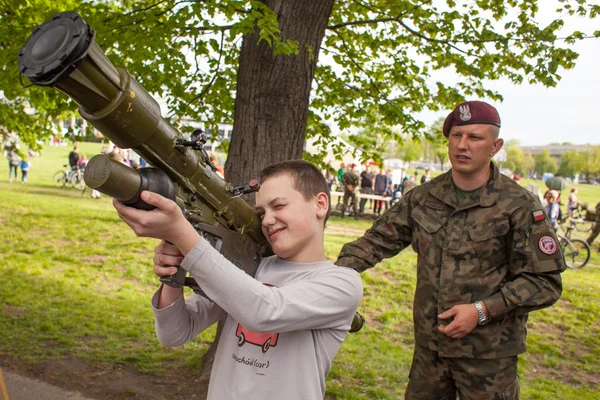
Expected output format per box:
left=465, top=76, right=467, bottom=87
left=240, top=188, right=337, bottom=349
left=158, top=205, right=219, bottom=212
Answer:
left=255, top=174, right=327, bottom=262
left=447, top=124, right=503, bottom=177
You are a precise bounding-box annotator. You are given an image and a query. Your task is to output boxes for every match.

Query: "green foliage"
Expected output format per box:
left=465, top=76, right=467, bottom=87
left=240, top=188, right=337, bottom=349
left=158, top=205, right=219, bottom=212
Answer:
left=558, top=150, right=586, bottom=177
left=422, top=117, right=448, bottom=170
left=1, top=0, right=599, bottom=159
left=504, top=145, right=534, bottom=176
left=534, top=149, right=558, bottom=175
left=578, top=147, right=600, bottom=179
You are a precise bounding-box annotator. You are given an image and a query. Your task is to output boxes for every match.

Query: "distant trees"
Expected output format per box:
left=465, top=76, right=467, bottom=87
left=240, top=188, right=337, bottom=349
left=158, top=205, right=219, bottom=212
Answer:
left=503, top=145, right=534, bottom=176
left=534, top=150, right=558, bottom=176
left=557, top=150, right=586, bottom=177
left=554, top=147, right=600, bottom=180
left=578, top=147, right=600, bottom=181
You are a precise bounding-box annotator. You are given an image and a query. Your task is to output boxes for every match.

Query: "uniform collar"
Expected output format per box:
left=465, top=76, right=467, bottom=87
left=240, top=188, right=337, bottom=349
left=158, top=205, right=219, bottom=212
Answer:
left=429, top=162, right=502, bottom=210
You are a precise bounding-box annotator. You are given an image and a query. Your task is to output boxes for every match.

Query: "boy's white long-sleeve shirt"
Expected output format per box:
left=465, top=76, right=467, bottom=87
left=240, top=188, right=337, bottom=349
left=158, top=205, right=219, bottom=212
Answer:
left=152, top=238, right=363, bottom=400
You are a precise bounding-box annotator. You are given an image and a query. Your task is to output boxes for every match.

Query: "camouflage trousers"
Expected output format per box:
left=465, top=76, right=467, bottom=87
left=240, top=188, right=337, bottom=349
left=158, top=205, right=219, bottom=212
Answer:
left=343, top=191, right=358, bottom=216
left=405, top=345, right=520, bottom=400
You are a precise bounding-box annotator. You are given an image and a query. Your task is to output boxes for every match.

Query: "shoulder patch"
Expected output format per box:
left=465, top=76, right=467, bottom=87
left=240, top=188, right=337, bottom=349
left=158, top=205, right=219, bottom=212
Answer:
left=538, top=235, right=558, bottom=255
left=533, top=209, right=545, bottom=222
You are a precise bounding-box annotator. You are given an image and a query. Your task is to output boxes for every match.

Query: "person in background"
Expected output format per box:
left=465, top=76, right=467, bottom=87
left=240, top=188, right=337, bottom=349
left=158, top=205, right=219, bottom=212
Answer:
left=546, top=190, right=561, bottom=231
left=20, top=157, right=30, bottom=184
left=325, top=169, right=336, bottom=191
left=374, top=168, right=390, bottom=216
left=421, top=169, right=432, bottom=184
left=566, top=188, right=578, bottom=218
left=402, top=175, right=416, bottom=195
left=342, top=163, right=360, bottom=220
left=383, top=182, right=394, bottom=211
left=359, top=165, right=374, bottom=214
left=77, top=153, right=89, bottom=169
left=6, top=144, right=20, bottom=183
left=587, top=202, right=600, bottom=249
left=68, top=146, right=79, bottom=175
left=337, top=162, right=346, bottom=186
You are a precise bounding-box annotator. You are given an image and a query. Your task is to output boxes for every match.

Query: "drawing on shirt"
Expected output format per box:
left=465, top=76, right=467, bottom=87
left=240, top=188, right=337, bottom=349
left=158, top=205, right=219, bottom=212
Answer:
left=236, top=324, right=279, bottom=353
left=235, top=282, right=280, bottom=353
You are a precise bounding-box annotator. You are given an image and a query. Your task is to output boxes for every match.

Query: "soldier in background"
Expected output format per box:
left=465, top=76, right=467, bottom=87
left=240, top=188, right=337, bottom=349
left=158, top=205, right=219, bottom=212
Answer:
left=587, top=202, right=600, bottom=248
left=337, top=101, right=566, bottom=399
left=341, top=163, right=359, bottom=220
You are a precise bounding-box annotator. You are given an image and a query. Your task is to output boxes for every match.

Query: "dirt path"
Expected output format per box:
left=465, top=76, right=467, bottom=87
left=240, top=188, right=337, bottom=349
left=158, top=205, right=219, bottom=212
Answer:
left=0, top=356, right=206, bottom=400
left=2, top=369, right=96, bottom=400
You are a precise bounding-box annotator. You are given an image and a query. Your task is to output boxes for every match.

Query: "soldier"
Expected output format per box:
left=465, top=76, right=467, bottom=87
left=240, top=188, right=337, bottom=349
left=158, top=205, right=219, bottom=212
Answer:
left=586, top=201, right=600, bottom=248
left=337, top=100, right=566, bottom=399
left=342, top=163, right=360, bottom=219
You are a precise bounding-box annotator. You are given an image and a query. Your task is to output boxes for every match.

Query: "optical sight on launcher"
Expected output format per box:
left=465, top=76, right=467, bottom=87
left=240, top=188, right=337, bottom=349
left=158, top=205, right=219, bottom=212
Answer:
left=18, top=11, right=364, bottom=333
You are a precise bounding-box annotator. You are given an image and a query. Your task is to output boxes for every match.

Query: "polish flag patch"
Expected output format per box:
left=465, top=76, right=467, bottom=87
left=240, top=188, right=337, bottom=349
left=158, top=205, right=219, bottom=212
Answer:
left=539, top=236, right=558, bottom=255
left=533, top=210, right=545, bottom=222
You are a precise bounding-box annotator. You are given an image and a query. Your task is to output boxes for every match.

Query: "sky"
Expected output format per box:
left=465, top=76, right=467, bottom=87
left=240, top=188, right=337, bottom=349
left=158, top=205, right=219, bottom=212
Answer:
left=418, top=4, right=600, bottom=147
left=419, top=37, right=600, bottom=147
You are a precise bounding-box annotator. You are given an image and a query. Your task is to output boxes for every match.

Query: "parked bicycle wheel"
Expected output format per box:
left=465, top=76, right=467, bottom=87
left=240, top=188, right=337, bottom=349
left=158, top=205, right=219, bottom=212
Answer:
left=71, top=171, right=86, bottom=191
left=560, top=237, right=590, bottom=269
left=53, top=171, right=67, bottom=188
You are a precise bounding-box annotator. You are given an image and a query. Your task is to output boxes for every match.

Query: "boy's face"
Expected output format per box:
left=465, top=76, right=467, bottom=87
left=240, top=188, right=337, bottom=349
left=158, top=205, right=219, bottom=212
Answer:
left=255, top=174, right=327, bottom=262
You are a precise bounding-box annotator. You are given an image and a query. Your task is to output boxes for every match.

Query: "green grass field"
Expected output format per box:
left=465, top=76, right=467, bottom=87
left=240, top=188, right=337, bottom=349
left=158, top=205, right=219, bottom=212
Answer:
left=0, top=143, right=599, bottom=399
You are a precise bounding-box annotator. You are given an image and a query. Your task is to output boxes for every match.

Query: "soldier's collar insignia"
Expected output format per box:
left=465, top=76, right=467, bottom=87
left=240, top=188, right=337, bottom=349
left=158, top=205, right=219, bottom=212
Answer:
left=459, top=105, right=471, bottom=121
left=533, top=209, right=545, bottom=222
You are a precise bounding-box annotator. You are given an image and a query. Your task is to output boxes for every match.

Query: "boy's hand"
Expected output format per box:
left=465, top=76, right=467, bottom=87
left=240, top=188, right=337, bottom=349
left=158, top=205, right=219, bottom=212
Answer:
left=153, top=241, right=184, bottom=277
left=113, top=191, right=200, bottom=254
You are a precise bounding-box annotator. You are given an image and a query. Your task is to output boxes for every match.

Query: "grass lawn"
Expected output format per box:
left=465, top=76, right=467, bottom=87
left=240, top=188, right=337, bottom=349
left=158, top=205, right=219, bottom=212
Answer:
left=0, top=144, right=599, bottom=399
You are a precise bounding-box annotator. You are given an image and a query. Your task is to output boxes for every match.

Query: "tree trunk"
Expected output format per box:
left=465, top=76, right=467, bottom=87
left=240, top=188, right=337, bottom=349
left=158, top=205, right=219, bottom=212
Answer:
left=224, top=0, right=335, bottom=185
left=201, top=0, right=335, bottom=395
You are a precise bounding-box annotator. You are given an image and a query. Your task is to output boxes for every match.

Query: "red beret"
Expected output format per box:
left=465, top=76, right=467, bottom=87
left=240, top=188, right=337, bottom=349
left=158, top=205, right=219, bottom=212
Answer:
left=442, top=101, right=501, bottom=137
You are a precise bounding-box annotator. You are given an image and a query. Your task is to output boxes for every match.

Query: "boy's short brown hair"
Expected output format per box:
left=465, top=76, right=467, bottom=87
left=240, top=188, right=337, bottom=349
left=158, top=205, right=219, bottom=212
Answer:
left=260, top=160, right=331, bottom=225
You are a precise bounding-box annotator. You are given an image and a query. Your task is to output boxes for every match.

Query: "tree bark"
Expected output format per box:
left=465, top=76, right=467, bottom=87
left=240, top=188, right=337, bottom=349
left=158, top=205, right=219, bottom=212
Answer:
left=201, top=0, right=335, bottom=395
left=224, top=0, right=335, bottom=186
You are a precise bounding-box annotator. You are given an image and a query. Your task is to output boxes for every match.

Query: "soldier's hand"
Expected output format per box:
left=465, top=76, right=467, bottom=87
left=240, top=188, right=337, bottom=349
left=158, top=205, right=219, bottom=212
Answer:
left=437, top=304, right=479, bottom=339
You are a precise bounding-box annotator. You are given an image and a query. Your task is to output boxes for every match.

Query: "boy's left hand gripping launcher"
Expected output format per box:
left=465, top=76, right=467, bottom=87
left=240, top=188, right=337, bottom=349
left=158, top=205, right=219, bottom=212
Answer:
left=18, top=12, right=364, bottom=332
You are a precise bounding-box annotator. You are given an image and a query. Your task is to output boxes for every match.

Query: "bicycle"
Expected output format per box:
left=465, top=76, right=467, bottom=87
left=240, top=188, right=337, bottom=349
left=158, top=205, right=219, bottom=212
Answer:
left=70, top=167, right=86, bottom=191
left=52, top=165, right=86, bottom=190
left=556, top=233, right=590, bottom=269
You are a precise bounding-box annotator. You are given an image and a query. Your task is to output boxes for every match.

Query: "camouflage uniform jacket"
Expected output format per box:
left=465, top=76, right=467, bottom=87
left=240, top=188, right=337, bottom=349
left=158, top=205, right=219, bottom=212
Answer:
left=342, top=171, right=360, bottom=191
left=337, top=163, right=566, bottom=359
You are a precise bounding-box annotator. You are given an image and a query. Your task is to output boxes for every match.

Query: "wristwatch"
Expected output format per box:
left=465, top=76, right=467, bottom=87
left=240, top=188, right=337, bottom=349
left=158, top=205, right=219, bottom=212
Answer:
left=474, top=301, right=490, bottom=326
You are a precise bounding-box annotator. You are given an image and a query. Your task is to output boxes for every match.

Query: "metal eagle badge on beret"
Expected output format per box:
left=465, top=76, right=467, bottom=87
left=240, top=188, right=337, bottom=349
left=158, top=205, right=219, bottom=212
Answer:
left=459, top=104, right=471, bottom=121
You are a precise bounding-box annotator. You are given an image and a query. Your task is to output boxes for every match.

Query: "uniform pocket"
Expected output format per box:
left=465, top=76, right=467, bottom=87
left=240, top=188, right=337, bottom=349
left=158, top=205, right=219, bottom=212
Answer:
left=412, top=206, right=443, bottom=234
left=469, top=218, right=510, bottom=242
left=468, top=218, right=510, bottom=270
left=412, top=206, right=443, bottom=254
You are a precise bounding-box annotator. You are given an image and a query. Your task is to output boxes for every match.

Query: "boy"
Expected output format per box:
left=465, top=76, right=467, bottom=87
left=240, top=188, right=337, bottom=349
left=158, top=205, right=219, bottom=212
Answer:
left=20, top=157, right=30, bottom=183
left=113, top=160, right=363, bottom=400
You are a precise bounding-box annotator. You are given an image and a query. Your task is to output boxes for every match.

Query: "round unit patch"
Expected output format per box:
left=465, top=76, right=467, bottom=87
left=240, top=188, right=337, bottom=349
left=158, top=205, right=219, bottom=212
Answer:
left=538, top=236, right=558, bottom=255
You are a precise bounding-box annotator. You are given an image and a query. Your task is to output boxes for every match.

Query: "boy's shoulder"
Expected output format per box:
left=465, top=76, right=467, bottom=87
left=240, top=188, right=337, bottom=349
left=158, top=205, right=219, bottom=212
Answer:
left=257, top=256, right=361, bottom=283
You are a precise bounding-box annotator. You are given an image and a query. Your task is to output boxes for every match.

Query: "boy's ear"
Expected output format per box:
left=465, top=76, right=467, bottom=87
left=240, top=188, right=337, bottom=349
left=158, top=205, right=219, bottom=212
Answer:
left=315, top=192, right=329, bottom=219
